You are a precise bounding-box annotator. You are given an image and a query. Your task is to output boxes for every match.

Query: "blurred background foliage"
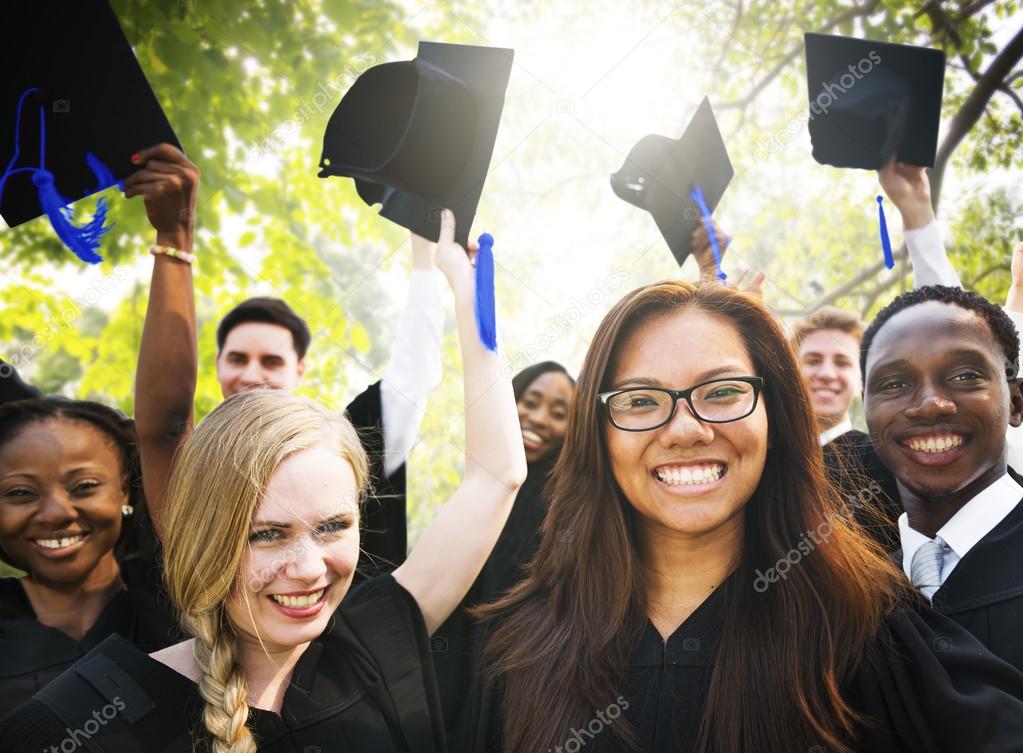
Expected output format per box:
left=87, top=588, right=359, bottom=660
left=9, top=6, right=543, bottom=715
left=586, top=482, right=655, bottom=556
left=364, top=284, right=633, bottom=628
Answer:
left=2, top=0, right=1022, bottom=556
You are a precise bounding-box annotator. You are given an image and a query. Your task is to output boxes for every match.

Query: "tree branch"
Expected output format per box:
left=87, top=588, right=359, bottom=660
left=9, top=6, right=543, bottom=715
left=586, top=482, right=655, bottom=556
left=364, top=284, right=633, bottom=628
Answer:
left=931, top=24, right=1023, bottom=207
left=717, top=0, right=883, bottom=111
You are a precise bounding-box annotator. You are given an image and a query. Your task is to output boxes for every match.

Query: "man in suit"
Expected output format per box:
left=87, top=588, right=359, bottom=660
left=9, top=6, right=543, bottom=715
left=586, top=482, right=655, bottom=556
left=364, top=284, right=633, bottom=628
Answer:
left=790, top=308, right=901, bottom=548
left=862, top=284, right=1023, bottom=671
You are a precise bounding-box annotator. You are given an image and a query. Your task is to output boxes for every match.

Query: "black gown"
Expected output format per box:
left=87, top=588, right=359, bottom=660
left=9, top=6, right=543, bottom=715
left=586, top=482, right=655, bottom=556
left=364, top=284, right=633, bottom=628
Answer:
left=0, top=575, right=446, bottom=752
left=912, top=475, right=1023, bottom=674
left=347, top=380, right=408, bottom=580
left=0, top=507, right=180, bottom=714
left=823, top=428, right=903, bottom=552
left=432, top=455, right=554, bottom=751
left=473, top=576, right=1023, bottom=753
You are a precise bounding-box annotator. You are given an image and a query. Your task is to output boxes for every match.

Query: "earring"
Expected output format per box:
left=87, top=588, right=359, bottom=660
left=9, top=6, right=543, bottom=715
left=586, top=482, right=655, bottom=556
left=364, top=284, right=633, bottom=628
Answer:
left=121, top=504, right=135, bottom=516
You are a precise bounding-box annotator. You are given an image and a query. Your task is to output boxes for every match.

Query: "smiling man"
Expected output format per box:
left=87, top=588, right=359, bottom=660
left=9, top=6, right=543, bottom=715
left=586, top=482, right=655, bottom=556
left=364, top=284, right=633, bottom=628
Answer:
left=862, top=284, right=1023, bottom=671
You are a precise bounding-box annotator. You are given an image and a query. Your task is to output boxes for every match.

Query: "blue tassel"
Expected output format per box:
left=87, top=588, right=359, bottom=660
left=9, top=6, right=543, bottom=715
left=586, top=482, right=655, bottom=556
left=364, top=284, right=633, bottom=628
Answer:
left=0, top=88, right=118, bottom=264
left=689, top=184, right=727, bottom=281
left=876, top=195, right=894, bottom=270
left=475, top=232, right=497, bottom=351
left=33, top=168, right=110, bottom=264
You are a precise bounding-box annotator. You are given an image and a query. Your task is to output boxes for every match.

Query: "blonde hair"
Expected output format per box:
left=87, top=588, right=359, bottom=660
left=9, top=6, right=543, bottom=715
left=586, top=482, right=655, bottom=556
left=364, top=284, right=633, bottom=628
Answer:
left=790, top=305, right=865, bottom=347
left=162, top=390, right=369, bottom=753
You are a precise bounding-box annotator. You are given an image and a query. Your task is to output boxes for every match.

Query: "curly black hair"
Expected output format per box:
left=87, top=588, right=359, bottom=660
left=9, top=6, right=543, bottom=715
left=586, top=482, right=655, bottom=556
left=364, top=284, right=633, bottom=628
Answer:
left=861, top=285, right=1020, bottom=379
left=0, top=398, right=146, bottom=569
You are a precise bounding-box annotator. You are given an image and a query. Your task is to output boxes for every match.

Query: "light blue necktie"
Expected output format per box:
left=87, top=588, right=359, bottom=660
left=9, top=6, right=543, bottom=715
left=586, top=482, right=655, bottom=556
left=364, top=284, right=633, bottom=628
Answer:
left=910, top=536, right=946, bottom=601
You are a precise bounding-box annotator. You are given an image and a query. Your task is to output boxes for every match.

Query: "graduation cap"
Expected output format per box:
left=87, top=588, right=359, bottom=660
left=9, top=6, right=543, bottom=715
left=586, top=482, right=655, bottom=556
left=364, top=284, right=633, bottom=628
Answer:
left=610, top=97, right=734, bottom=269
left=318, top=41, right=514, bottom=247
left=0, top=0, right=180, bottom=262
left=805, top=33, right=945, bottom=170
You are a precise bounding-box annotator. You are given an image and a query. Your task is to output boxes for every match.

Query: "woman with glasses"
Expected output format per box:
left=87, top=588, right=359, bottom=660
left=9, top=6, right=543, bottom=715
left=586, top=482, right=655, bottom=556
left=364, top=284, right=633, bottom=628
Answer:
left=472, top=280, right=1023, bottom=753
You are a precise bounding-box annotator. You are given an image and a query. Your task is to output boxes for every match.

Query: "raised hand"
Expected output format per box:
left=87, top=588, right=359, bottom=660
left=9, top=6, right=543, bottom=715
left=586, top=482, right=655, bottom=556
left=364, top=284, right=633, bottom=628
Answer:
left=432, top=209, right=479, bottom=298
left=691, top=218, right=730, bottom=281
left=122, top=144, right=199, bottom=251
left=878, top=155, right=934, bottom=231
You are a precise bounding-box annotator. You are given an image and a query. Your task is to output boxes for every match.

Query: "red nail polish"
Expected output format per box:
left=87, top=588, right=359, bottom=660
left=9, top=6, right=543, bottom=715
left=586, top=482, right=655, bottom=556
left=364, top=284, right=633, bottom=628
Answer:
left=131, top=153, right=140, bottom=164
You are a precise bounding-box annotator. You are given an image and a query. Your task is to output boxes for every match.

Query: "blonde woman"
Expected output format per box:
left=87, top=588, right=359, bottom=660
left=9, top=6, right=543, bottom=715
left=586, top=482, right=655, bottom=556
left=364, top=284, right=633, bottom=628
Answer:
left=0, top=211, right=527, bottom=752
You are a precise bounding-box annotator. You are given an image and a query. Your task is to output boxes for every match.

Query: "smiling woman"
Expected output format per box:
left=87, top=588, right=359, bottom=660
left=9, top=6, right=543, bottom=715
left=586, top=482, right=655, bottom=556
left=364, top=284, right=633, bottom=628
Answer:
left=0, top=398, right=178, bottom=711
left=474, top=279, right=1023, bottom=753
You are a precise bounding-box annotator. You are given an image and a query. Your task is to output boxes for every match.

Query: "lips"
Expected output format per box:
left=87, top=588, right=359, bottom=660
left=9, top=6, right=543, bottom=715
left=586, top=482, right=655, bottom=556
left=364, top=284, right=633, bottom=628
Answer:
left=521, top=429, right=546, bottom=450
left=902, top=433, right=964, bottom=453
left=270, top=589, right=324, bottom=608
left=654, top=462, right=726, bottom=486
left=894, top=426, right=970, bottom=467
left=30, top=531, right=89, bottom=554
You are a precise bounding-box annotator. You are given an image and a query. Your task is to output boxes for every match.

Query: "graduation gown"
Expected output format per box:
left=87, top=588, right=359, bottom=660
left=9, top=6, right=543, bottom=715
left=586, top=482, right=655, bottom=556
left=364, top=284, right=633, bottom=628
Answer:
left=923, top=478, right=1023, bottom=674
left=346, top=380, right=408, bottom=579
left=0, top=508, right=179, bottom=714
left=474, top=576, right=1023, bottom=753
left=432, top=456, right=554, bottom=751
left=823, top=428, right=903, bottom=552
left=0, top=575, right=447, bottom=753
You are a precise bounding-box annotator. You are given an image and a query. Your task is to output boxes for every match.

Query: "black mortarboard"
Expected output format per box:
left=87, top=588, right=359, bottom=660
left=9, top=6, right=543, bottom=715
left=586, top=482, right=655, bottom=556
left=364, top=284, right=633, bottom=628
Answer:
left=0, top=0, right=180, bottom=232
left=318, top=41, right=514, bottom=246
left=805, top=33, right=945, bottom=169
left=610, top=97, right=734, bottom=267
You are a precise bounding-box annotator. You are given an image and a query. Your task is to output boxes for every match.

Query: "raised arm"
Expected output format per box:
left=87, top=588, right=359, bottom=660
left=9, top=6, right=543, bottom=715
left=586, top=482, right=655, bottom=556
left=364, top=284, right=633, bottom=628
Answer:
left=127, top=144, right=199, bottom=539
left=878, top=156, right=962, bottom=288
left=379, top=233, right=444, bottom=477
left=392, top=210, right=527, bottom=635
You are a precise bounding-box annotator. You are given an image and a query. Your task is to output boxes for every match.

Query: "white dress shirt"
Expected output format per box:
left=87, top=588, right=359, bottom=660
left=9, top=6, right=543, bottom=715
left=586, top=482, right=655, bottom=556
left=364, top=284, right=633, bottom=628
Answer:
left=379, top=268, right=445, bottom=477
left=899, top=472, right=1023, bottom=601
left=819, top=418, right=853, bottom=447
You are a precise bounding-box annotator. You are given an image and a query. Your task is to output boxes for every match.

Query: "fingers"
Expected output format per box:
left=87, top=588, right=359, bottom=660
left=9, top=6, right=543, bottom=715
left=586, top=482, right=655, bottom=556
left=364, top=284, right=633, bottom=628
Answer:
left=438, top=208, right=455, bottom=245
left=133, top=143, right=188, bottom=166
left=136, top=159, right=184, bottom=176
left=1015, top=242, right=1023, bottom=255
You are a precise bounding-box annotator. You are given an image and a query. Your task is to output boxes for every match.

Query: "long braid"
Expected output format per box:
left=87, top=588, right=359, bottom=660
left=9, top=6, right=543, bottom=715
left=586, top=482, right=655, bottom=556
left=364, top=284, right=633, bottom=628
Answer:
left=188, top=612, right=257, bottom=753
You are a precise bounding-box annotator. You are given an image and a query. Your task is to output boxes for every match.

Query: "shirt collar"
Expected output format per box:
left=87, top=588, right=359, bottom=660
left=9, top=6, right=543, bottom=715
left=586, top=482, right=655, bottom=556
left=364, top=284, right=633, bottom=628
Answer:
left=899, top=471, right=1023, bottom=576
left=819, top=419, right=853, bottom=446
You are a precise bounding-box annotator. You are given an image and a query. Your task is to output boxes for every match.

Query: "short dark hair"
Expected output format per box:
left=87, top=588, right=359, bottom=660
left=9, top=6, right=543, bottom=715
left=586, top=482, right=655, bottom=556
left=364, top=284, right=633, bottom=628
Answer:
left=216, top=297, right=312, bottom=360
left=511, top=361, right=575, bottom=403
left=861, top=285, right=1020, bottom=378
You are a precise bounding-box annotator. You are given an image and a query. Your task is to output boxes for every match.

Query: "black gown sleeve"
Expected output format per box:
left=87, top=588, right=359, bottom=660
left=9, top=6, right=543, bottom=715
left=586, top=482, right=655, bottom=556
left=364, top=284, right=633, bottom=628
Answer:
left=346, top=380, right=408, bottom=580
left=335, top=575, right=446, bottom=753
left=850, top=605, right=1023, bottom=752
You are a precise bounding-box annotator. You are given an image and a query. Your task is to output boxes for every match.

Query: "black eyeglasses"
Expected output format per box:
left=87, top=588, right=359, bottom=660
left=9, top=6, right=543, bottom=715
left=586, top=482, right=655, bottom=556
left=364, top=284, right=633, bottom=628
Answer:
left=598, top=376, right=765, bottom=432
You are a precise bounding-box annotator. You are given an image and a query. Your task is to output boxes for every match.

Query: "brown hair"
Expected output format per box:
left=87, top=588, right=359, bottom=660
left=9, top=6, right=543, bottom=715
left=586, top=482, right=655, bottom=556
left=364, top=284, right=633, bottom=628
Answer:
left=478, top=281, right=910, bottom=753
left=790, top=305, right=865, bottom=348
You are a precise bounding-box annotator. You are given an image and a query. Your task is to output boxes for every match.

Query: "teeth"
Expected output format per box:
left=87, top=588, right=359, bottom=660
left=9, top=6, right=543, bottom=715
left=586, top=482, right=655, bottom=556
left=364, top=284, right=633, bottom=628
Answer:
left=35, top=534, right=84, bottom=549
left=270, top=589, right=324, bottom=608
left=656, top=464, right=724, bottom=486
left=522, top=430, right=543, bottom=444
left=907, top=435, right=963, bottom=453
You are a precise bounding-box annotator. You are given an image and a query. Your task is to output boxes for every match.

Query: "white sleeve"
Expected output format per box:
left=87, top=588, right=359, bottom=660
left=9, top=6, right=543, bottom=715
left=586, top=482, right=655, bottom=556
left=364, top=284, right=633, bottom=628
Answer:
left=1004, top=308, right=1023, bottom=474
left=905, top=221, right=962, bottom=288
left=380, top=268, right=445, bottom=477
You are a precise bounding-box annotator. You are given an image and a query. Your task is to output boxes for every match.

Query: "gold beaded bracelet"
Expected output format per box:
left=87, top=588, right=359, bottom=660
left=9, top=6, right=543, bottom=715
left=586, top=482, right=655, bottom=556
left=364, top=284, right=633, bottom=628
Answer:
left=149, top=244, right=196, bottom=266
